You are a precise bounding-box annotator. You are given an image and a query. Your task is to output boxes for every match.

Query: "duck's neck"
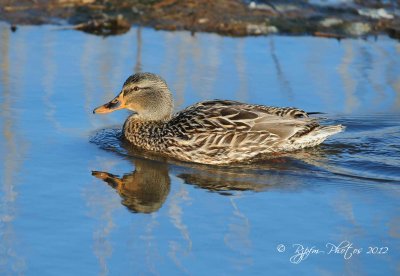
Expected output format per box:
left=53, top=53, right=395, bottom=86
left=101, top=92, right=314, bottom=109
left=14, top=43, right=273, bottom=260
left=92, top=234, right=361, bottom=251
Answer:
left=122, top=114, right=168, bottom=151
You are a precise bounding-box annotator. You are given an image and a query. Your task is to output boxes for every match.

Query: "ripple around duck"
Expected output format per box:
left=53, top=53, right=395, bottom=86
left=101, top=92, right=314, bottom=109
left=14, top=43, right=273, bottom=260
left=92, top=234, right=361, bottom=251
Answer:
left=314, top=114, right=400, bottom=183
left=89, top=128, right=125, bottom=153
left=90, top=113, right=400, bottom=190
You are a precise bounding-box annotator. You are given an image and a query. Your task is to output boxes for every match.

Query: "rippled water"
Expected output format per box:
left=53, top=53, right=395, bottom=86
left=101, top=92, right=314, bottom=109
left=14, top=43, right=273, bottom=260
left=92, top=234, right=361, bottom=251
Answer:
left=0, top=23, right=399, bottom=275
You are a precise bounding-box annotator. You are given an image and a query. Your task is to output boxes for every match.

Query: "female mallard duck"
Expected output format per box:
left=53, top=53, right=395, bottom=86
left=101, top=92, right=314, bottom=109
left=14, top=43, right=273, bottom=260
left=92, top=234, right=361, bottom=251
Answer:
left=93, top=73, right=344, bottom=165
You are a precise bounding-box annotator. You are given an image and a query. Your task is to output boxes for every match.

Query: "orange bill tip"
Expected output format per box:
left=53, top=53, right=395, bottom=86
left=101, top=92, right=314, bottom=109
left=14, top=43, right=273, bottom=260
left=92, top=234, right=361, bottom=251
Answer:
left=93, top=93, right=125, bottom=114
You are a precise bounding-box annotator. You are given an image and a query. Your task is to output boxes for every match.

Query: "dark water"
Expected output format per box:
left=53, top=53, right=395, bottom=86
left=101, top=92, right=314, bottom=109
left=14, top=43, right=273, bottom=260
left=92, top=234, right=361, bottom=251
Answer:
left=0, top=23, right=399, bottom=275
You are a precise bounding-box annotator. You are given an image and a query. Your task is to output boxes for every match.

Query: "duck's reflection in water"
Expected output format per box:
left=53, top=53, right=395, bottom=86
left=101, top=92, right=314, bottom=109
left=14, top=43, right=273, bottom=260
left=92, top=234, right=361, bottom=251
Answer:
left=91, top=155, right=299, bottom=213
left=176, top=167, right=271, bottom=195
left=92, top=159, right=170, bottom=213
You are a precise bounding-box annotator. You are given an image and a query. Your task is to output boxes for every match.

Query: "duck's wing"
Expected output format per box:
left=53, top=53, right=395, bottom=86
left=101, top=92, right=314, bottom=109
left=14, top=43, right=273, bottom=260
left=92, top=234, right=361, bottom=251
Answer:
left=167, top=100, right=318, bottom=142
left=163, top=100, right=342, bottom=164
left=199, top=100, right=311, bottom=119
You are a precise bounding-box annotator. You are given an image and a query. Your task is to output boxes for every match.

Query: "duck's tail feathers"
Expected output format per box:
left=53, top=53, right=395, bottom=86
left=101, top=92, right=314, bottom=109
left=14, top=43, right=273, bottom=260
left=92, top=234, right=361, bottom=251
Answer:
left=315, top=124, right=345, bottom=137
left=293, top=124, right=345, bottom=148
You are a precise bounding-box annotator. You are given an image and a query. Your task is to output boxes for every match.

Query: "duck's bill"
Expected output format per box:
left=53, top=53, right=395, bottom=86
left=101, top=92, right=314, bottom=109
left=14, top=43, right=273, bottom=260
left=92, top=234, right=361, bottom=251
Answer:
left=93, top=93, right=126, bottom=114
left=92, top=171, right=122, bottom=189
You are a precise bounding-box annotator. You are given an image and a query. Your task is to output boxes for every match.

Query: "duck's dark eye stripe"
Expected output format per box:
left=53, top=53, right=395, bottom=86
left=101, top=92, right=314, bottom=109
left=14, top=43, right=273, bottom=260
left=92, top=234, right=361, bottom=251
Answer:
left=122, top=86, right=151, bottom=96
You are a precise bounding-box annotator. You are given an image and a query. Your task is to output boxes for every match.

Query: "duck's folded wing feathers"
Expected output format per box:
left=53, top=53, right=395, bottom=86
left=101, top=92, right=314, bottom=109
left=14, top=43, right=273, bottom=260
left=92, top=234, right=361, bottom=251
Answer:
left=168, top=100, right=319, bottom=143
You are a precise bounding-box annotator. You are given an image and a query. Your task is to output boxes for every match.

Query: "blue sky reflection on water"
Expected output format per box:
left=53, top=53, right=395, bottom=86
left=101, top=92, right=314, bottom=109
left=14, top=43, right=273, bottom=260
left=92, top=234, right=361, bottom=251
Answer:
left=0, top=23, right=399, bottom=275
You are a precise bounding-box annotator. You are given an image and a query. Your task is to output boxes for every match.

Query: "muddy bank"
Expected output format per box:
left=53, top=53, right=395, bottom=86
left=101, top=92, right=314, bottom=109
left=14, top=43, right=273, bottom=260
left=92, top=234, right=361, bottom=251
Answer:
left=0, top=0, right=399, bottom=39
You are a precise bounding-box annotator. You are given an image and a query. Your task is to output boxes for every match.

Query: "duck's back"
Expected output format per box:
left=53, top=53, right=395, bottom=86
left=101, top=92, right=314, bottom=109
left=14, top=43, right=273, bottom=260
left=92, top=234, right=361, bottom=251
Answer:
left=161, top=100, right=343, bottom=164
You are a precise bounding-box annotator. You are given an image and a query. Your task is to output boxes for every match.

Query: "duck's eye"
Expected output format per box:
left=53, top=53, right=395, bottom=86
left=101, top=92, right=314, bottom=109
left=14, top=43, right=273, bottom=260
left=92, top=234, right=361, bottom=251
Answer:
left=133, top=86, right=139, bottom=91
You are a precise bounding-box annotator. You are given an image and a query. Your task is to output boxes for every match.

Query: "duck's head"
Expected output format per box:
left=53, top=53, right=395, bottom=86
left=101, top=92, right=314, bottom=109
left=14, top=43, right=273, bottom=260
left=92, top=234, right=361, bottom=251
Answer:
left=93, top=73, right=174, bottom=121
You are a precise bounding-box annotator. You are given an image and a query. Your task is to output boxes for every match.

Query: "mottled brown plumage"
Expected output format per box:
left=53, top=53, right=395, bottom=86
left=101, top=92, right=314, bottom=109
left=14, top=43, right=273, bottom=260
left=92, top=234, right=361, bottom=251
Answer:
left=94, top=73, right=344, bottom=165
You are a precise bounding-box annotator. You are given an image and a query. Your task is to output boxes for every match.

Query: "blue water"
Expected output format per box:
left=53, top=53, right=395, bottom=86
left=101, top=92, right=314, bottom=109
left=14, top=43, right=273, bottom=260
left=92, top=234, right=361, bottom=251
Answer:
left=0, top=23, right=399, bottom=275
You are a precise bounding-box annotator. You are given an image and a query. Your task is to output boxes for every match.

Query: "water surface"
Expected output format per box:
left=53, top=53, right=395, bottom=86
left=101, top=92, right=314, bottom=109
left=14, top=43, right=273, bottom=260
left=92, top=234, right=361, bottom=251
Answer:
left=0, top=23, right=399, bottom=275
